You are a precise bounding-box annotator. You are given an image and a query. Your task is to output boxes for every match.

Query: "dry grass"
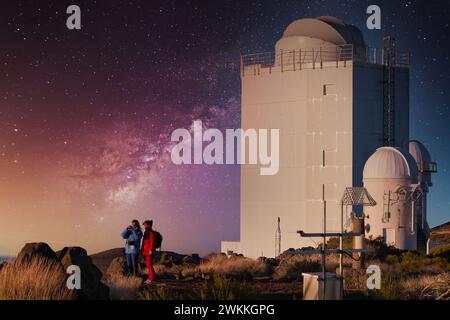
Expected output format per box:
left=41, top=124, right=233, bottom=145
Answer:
left=139, top=286, right=188, bottom=300
left=343, top=270, right=368, bottom=291
left=198, top=255, right=272, bottom=279
left=181, top=265, right=199, bottom=279
left=149, top=254, right=272, bottom=280
left=0, top=258, right=75, bottom=300
left=104, top=274, right=142, bottom=300
left=153, top=264, right=184, bottom=279
left=401, top=273, right=450, bottom=300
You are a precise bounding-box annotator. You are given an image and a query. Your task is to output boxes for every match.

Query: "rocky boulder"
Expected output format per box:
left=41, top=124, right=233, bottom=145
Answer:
left=15, top=242, right=58, bottom=265
left=182, top=254, right=201, bottom=265
left=57, top=246, right=110, bottom=300
left=159, top=252, right=175, bottom=267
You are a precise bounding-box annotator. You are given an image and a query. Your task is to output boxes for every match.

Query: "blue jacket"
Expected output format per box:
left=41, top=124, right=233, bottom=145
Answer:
left=121, top=228, right=143, bottom=254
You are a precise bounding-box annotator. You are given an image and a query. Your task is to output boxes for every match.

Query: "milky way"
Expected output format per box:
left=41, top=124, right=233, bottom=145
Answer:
left=0, top=0, right=449, bottom=255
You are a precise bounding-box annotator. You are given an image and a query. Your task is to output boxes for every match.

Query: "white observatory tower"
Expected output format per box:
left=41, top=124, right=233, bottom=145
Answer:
left=221, top=17, right=428, bottom=258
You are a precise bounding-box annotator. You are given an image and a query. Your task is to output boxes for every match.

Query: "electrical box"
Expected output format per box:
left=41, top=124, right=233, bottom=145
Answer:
left=302, top=272, right=343, bottom=300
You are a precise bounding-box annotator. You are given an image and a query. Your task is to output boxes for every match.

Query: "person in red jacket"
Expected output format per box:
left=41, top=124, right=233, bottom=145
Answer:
left=141, top=220, right=156, bottom=284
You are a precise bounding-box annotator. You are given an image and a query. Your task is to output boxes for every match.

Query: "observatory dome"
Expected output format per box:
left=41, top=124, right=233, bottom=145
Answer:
left=409, top=140, right=435, bottom=186
left=363, top=147, right=418, bottom=181
left=275, top=16, right=366, bottom=54
left=409, top=140, right=431, bottom=166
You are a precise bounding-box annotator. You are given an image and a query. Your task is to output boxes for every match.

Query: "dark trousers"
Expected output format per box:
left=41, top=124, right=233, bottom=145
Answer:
left=125, top=253, right=139, bottom=276
left=145, top=254, right=155, bottom=281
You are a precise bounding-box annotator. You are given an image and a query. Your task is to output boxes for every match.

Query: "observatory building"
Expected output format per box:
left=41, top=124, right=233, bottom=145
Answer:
left=221, top=17, right=436, bottom=258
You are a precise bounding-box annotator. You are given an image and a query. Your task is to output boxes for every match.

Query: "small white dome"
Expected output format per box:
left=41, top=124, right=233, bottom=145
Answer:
left=409, top=140, right=431, bottom=165
left=363, top=147, right=418, bottom=181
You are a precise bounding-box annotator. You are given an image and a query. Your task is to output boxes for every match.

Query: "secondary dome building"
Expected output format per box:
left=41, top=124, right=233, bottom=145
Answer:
left=363, top=147, right=419, bottom=250
left=222, top=17, right=435, bottom=258
left=363, top=144, right=436, bottom=253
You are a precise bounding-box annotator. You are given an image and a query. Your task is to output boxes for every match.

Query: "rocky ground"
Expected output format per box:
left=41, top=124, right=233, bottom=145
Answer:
left=1, top=235, right=448, bottom=300
left=430, top=222, right=450, bottom=245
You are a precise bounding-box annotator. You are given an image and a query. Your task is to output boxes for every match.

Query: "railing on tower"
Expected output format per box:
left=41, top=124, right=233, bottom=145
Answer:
left=240, top=44, right=410, bottom=76
left=365, top=47, right=411, bottom=67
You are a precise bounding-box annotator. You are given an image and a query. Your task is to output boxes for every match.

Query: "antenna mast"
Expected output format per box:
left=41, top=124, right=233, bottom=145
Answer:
left=275, top=217, right=281, bottom=257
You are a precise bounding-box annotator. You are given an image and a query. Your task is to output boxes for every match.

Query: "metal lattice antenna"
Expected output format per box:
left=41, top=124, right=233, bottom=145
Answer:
left=341, top=187, right=377, bottom=206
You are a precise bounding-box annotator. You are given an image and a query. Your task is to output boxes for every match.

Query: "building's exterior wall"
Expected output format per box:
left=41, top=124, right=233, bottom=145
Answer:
left=223, top=63, right=353, bottom=258
left=221, top=62, right=411, bottom=258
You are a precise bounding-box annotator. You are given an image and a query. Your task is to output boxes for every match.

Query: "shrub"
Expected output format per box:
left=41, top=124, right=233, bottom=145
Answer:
left=429, top=244, right=450, bottom=261
left=365, top=237, right=403, bottom=261
left=198, top=274, right=252, bottom=300
left=273, top=255, right=321, bottom=281
left=385, top=252, right=449, bottom=276
left=327, top=237, right=353, bottom=250
left=198, top=254, right=272, bottom=279
left=0, top=258, right=75, bottom=300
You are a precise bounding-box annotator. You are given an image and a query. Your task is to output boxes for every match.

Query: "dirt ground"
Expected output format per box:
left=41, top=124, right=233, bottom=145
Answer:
left=140, top=278, right=303, bottom=299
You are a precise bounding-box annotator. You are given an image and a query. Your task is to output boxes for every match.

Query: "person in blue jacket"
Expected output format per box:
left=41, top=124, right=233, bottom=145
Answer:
left=121, top=219, right=143, bottom=276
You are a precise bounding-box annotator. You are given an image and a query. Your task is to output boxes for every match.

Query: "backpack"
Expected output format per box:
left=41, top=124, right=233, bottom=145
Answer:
left=153, top=230, right=163, bottom=249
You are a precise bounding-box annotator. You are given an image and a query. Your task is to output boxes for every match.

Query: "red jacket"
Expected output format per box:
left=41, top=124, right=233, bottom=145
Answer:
left=141, top=230, right=155, bottom=255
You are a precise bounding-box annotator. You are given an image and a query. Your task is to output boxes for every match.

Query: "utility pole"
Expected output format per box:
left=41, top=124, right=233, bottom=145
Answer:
left=296, top=187, right=377, bottom=300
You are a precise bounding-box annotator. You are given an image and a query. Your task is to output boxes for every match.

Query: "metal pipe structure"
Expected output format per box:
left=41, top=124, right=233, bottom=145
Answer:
left=339, top=202, right=344, bottom=276
left=322, top=199, right=327, bottom=300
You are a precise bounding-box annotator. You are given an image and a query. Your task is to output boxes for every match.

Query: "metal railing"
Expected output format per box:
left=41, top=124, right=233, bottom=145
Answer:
left=240, top=44, right=410, bottom=76
left=364, top=47, right=411, bottom=67
left=417, top=161, right=438, bottom=173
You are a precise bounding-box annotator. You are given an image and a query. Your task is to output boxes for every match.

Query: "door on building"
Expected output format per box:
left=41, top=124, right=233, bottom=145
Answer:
left=383, top=228, right=395, bottom=246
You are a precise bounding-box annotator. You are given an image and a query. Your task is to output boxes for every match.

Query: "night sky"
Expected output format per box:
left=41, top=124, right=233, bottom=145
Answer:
left=0, top=0, right=449, bottom=256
